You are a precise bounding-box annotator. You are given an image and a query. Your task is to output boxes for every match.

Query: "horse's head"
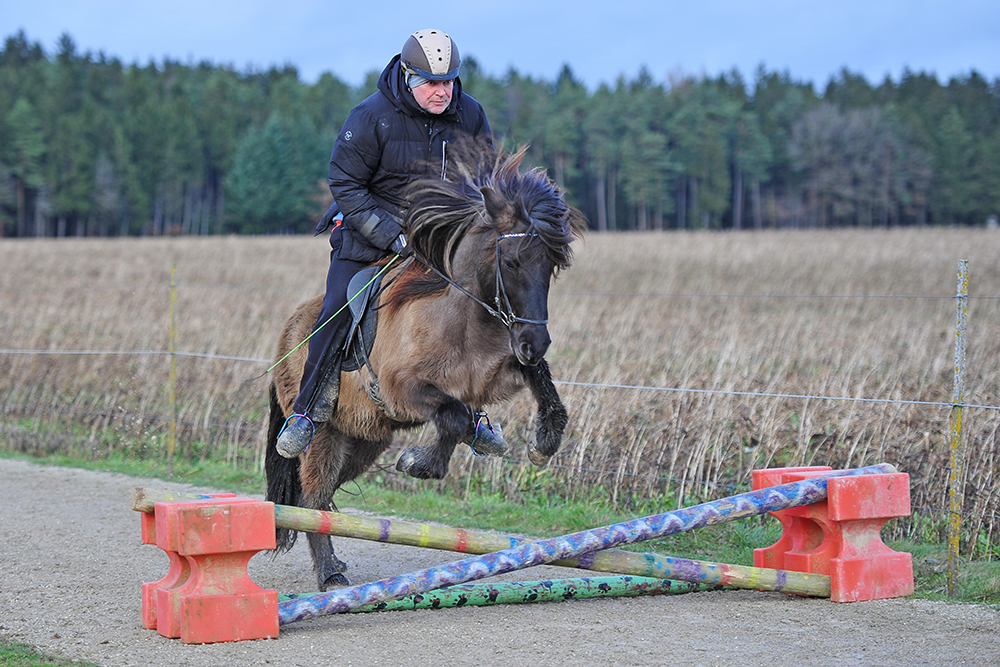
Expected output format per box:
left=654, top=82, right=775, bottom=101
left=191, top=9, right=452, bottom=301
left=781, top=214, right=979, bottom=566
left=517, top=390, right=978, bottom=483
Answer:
left=405, top=142, right=585, bottom=366
left=477, top=185, right=558, bottom=365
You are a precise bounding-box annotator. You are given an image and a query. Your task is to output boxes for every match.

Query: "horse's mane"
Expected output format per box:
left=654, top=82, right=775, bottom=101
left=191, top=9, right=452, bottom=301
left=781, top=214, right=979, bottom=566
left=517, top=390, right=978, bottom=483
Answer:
left=384, top=141, right=584, bottom=310
left=408, top=141, right=582, bottom=275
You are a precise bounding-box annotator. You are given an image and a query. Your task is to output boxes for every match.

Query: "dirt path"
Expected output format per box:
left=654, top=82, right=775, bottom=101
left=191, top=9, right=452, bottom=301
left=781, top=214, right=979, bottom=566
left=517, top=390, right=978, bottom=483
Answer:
left=1, top=458, right=998, bottom=666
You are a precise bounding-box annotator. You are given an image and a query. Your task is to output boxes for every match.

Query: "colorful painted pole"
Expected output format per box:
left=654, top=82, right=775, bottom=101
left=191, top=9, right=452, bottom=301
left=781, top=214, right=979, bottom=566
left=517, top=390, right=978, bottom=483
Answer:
left=279, top=576, right=709, bottom=612
left=133, top=489, right=830, bottom=597
left=277, top=463, right=895, bottom=624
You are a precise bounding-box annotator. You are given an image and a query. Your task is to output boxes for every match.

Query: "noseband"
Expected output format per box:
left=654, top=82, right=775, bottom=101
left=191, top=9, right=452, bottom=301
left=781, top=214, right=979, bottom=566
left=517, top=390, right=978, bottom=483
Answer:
left=414, top=231, right=548, bottom=329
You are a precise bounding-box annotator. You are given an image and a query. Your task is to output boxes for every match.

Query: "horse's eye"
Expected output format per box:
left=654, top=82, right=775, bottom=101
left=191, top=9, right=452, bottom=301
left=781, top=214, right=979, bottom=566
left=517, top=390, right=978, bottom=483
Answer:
left=503, top=258, right=519, bottom=271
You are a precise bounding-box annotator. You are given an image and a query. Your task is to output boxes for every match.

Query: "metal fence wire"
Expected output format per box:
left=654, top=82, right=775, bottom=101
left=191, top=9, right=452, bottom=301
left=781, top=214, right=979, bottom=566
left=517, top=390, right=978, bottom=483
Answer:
left=1, top=267, right=999, bottom=558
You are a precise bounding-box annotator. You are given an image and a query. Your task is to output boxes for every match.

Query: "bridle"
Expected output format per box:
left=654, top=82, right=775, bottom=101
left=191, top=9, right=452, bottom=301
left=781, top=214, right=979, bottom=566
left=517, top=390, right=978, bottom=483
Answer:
left=414, top=231, right=548, bottom=329
left=492, top=232, right=548, bottom=327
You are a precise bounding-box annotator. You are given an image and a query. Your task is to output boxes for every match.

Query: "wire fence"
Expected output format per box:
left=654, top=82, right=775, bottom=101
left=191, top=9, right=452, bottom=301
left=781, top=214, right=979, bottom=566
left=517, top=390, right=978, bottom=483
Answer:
left=3, top=347, right=1000, bottom=412
left=2, top=275, right=1000, bottom=549
left=4, top=281, right=1000, bottom=300
left=3, top=398, right=999, bottom=524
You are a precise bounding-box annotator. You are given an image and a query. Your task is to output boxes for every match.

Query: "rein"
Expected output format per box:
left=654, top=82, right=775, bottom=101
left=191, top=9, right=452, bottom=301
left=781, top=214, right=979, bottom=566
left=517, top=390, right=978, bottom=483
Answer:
left=415, top=232, right=548, bottom=329
left=268, top=231, right=545, bottom=376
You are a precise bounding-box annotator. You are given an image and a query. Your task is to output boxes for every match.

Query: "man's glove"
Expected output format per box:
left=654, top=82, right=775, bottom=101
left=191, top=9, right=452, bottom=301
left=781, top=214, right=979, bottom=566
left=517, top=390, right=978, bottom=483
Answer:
left=355, top=210, right=404, bottom=250
left=390, top=233, right=413, bottom=258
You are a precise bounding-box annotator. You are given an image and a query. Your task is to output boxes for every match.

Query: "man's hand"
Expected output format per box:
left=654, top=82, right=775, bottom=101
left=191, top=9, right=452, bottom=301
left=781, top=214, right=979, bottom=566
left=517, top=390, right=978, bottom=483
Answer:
left=390, top=233, right=413, bottom=258
left=314, top=202, right=341, bottom=235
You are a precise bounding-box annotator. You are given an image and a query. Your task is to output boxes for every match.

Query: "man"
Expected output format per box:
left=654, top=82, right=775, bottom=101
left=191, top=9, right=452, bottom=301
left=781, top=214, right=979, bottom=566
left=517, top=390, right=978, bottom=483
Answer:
left=277, top=29, right=501, bottom=458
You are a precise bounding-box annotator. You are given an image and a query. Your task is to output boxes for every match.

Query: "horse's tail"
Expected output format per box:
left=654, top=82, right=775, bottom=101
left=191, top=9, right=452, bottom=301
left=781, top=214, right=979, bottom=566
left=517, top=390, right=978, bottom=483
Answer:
left=265, top=381, right=301, bottom=553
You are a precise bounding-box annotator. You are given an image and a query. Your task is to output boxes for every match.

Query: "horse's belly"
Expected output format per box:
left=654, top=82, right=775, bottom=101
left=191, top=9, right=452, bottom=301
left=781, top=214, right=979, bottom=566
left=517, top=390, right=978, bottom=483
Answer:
left=431, top=357, right=526, bottom=407
left=364, top=317, right=526, bottom=419
left=330, top=371, right=398, bottom=438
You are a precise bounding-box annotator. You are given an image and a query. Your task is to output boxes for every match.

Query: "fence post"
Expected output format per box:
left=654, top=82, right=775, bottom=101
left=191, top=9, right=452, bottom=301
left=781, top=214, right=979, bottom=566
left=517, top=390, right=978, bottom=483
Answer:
left=168, top=265, right=178, bottom=477
left=947, top=259, right=968, bottom=597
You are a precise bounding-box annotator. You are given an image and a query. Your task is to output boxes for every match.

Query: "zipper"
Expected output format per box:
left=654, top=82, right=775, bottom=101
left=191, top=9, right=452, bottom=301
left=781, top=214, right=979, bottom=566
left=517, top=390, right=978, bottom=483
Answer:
left=426, top=119, right=447, bottom=180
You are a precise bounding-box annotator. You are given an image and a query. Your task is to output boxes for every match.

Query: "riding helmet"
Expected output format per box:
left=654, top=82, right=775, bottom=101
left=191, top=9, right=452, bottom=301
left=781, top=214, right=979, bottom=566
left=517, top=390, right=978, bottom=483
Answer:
left=400, top=29, right=461, bottom=81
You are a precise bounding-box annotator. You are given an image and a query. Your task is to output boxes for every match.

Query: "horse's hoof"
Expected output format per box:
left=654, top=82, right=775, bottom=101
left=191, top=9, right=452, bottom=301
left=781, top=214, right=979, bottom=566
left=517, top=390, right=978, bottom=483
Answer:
left=528, top=448, right=551, bottom=466
left=396, top=447, right=445, bottom=479
left=395, top=448, right=419, bottom=474
left=468, top=421, right=509, bottom=457
left=276, top=415, right=315, bottom=458
left=319, top=572, right=350, bottom=591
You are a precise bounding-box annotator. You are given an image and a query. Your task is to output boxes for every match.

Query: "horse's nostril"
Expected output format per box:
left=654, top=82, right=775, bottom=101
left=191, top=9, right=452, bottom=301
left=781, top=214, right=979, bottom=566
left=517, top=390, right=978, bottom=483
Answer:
left=513, top=325, right=550, bottom=364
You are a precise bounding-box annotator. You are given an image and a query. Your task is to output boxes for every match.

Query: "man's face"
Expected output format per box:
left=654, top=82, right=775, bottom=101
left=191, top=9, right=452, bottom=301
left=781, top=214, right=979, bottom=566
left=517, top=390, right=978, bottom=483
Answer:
left=412, top=79, right=454, bottom=114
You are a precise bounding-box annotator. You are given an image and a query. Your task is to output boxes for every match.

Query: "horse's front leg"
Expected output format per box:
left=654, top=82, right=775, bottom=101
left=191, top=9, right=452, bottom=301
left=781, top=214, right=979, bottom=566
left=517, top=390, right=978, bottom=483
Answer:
left=394, top=383, right=469, bottom=480
left=521, top=359, right=568, bottom=466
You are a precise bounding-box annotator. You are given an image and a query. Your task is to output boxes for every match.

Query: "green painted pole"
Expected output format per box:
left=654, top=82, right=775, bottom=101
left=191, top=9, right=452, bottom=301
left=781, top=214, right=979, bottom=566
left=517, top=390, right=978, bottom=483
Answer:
left=279, top=576, right=710, bottom=613
left=278, top=465, right=893, bottom=624
left=133, top=488, right=830, bottom=597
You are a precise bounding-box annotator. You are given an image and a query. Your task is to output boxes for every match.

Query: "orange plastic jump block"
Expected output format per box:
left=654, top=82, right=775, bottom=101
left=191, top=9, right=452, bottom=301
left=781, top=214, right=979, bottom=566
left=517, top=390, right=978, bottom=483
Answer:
left=141, top=497, right=279, bottom=643
left=752, top=466, right=914, bottom=602
left=140, top=494, right=239, bottom=631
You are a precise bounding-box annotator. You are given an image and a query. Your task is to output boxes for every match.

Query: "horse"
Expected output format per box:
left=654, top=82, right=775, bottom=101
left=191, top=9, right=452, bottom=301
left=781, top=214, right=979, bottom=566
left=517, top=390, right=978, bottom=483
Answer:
left=264, top=143, right=585, bottom=591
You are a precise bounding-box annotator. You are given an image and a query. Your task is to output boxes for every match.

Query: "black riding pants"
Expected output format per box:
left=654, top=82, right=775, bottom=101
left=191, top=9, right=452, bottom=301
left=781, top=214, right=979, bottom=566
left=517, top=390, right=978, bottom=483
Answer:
left=292, top=239, right=369, bottom=416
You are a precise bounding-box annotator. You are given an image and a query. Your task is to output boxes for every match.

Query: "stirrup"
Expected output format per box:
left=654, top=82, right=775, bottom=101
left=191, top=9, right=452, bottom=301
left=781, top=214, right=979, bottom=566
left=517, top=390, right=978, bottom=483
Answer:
left=467, top=410, right=509, bottom=457
left=276, top=413, right=315, bottom=458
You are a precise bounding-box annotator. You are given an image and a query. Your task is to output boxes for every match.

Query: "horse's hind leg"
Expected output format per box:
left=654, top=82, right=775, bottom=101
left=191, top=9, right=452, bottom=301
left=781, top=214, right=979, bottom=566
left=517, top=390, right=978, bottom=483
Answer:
left=521, top=359, right=568, bottom=465
left=395, top=385, right=468, bottom=480
left=299, top=428, right=394, bottom=591
left=306, top=532, right=349, bottom=591
left=298, top=427, right=351, bottom=590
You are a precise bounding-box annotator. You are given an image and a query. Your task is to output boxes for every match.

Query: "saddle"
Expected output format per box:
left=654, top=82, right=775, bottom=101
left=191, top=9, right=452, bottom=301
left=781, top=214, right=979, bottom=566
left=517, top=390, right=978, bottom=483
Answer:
left=340, top=265, right=383, bottom=373
left=309, top=265, right=385, bottom=421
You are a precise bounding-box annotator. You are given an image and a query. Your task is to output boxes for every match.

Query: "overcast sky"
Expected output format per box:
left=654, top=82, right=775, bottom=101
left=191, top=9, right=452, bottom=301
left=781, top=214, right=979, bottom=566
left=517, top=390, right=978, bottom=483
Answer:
left=3, top=1, right=998, bottom=91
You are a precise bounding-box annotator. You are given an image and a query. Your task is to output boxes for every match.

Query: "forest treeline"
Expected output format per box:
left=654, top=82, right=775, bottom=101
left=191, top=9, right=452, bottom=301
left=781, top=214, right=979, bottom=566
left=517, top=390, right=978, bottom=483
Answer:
left=1, top=29, right=998, bottom=238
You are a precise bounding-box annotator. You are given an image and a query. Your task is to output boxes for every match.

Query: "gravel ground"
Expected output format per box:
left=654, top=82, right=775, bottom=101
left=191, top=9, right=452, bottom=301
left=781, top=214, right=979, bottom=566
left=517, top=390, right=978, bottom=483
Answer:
left=1, top=457, right=998, bottom=666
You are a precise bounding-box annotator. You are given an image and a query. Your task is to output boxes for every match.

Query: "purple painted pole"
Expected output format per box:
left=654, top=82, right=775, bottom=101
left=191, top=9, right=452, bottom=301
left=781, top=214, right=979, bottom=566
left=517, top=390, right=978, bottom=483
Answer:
left=279, top=463, right=895, bottom=624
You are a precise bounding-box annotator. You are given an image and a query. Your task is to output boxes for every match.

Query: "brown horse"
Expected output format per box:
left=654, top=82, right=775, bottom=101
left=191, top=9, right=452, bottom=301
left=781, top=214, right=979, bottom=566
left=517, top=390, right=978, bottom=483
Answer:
left=265, top=144, right=585, bottom=590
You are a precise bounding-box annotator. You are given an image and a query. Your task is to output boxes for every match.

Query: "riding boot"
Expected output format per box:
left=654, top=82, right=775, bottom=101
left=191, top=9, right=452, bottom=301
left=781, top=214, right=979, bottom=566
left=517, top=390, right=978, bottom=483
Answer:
left=276, top=326, right=347, bottom=459
left=309, top=323, right=351, bottom=422
left=310, top=362, right=341, bottom=423
left=461, top=408, right=509, bottom=457
left=276, top=414, right=316, bottom=458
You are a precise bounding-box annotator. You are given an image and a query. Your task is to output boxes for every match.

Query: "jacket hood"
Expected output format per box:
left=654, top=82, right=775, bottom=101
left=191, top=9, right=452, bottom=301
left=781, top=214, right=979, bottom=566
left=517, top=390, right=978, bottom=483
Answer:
left=377, top=55, right=463, bottom=120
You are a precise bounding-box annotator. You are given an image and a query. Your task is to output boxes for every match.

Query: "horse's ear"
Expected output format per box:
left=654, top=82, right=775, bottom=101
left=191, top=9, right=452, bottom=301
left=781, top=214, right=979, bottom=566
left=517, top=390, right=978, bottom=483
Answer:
left=480, top=186, right=507, bottom=220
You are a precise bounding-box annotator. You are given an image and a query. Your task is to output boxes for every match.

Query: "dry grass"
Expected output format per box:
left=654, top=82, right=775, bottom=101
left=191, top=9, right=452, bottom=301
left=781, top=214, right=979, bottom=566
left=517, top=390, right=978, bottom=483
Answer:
left=2, top=229, right=999, bottom=552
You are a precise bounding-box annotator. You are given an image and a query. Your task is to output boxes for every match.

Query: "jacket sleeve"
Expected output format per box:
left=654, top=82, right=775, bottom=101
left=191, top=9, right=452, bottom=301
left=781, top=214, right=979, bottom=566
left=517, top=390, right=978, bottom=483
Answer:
left=327, top=107, right=403, bottom=250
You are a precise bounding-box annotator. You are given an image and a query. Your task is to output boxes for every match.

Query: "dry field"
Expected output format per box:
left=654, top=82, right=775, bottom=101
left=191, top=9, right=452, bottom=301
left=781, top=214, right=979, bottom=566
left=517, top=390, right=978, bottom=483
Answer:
left=2, top=229, right=999, bottom=551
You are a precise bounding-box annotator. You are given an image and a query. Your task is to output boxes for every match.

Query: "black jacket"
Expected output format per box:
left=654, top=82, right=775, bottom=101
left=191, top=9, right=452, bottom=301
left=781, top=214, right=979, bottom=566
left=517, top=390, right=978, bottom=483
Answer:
left=323, top=55, right=493, bottom=262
